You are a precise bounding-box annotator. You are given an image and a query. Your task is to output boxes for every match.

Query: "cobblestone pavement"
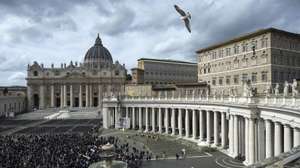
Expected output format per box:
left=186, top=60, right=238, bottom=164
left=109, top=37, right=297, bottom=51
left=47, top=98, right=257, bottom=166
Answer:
left=101, top=129, right=245, bottom=168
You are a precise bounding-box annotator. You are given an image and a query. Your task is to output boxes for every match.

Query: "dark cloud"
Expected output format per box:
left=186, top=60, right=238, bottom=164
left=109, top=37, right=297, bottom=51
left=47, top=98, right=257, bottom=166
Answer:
left=0, top=0, right=300, bottom=85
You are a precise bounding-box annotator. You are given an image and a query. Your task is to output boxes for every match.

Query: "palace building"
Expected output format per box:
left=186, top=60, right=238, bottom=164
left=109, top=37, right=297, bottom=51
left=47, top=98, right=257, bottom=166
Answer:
left=131, top=58, right=198, bottom=85
left=197, top=28, right=300, bottom=95
left=26, top=35, right=127, bottom=111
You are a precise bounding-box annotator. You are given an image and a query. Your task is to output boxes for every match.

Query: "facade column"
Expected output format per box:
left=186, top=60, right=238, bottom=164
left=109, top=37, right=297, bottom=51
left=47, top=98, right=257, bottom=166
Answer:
left=85, top=85, right=89, bottom=107
left=114, top=107, right=118, bottom=128
left=265, top=120, right=273, bottom=158
left=126, top=107, right=129, bottom=118
left=159, top=108, right=162, bottom=133
left=89, top=85, right=93, bottom=107
left=70, top=85, right=73, bottom=107
left=60, top=85, right=64, bottom=108
left=139, top=107, right=143, bottom=130
left=284, top=124, right=292, bottom=152
left=221, top=112, right=227, bottom=148
left=63, top=84, right=67, bottom=107
left=192, top=109, right=197, bottom=139
left=50, top=85, right=55, bottom=108
left=206, top=111, right=211, bottom=144
left=248, top=118, right=255, bottom=165
left=98, top=85, right=102, bottom=107
left=185, top=109, right=190, bottom=138
left=79, top=84, right=82, bottom=108
left=145, top=107, right=149, bottom=132
left=214, top=111, right=219, bottom=146
left=274, top=122, right=283, bottom=156
left=294, top=128, right=300, bottom=147
left=233, top=115, right=239, bottom=157
left=171, top=108, right=176, bottom=135
left=165, top=108, right=169, bottom=134
left=199, top=110, right=204, bottom=142
left=178, top=109, right=183, bottom=137
left=152, top=108, right=155, bottom=132
left=132, top=107, right=136, bottom=129
left=39, top=85, right=45, bottom=109
left=27, top=85, right=33, bottom=111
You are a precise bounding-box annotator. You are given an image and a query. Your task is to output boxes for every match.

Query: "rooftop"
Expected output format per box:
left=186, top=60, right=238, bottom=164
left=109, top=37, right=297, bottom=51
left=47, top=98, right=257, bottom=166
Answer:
left=138, top=58, right=197, bottom=65
left=196, top=27, right=300, bottom=53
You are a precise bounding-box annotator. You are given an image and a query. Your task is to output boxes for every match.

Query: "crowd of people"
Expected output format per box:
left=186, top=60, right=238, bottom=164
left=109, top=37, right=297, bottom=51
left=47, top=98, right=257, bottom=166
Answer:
left=0, top=133, right=149, bottom=168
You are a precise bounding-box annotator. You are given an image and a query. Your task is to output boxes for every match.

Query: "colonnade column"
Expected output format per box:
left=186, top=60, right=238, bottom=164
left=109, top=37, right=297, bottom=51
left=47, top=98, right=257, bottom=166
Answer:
left=185, top=109, right=190, bottom=138
left=265, top=120, right=273, bottom=158
left=178, top=109, right=183, bottom=137
left=145, top=107, right=149, bottom=132
left=221, top=112, right=227, bottom=148
left=274, top=122, right=282, bottom=156
left=229, top=114, right=234, bottom=155
left=158, top=108, right=162, bottom=133
left=50, top=85, right=55, bottom=108
left=132, top=107, right=136, bottom=129
left=214, top=111, right=219, bottom=146
left=284, top=124, right=292, bottom=152
left=79, top=85, right=82, bottom=108
left=233, top=115, right=239, bottom=157
left=85, top=85, right=89, bottom=107
left=60, top=85, right=64, bottom=108
left=244, top=118, right=249, bottom=164
left=206, top=111, right=211, bottom=144
left=199, top=110, right=204, bottom=142
left=165, top=108, right=169, bottom=134
left=139, top=107, right=143, bottom=131
left=171, top=108, right=175, bottom=135
left=248, top=118, right=255, bottom=165
left=192, top=109, right=197, bottom=139
left=152, top=108, right=155, bottom=132
left=63, top=84, right=67, bottom=107
left=294, top=128, right=300, bottom=147
left=70, top=85, right=73, bottom=107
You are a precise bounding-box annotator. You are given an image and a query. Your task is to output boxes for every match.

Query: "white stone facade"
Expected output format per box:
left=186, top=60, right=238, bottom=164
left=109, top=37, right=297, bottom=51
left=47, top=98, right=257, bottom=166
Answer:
left=26, top=35, right=127, bottom=111
left=197, top=28, right=300, bottom=96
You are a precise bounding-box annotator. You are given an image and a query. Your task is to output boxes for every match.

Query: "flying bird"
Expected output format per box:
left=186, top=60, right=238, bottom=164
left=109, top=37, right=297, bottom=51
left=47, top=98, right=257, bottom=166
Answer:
left=174, top=4, right=191, bottom=33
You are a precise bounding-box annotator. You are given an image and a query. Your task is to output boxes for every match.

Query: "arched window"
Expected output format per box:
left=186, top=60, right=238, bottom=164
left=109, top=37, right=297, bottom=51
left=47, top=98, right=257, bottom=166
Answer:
left=33, top=71, right=38, bottom=76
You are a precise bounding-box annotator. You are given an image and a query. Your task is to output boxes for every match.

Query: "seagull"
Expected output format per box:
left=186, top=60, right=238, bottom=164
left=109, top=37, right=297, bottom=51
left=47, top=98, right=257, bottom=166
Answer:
left=174, top=4, right=191, bottom=33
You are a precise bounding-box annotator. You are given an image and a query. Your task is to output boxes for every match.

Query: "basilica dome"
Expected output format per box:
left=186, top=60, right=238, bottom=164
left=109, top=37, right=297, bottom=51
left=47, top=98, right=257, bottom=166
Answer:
left=84, top=34, right=113, bottom=68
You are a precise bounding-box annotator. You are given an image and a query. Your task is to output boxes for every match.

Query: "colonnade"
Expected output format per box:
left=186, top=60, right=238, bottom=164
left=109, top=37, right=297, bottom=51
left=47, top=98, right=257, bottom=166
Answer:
left=103, top=106, right=300, bottom=165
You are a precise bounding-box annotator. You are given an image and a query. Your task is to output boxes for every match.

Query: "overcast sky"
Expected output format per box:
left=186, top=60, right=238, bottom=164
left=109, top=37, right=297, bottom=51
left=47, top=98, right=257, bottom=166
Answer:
left=0, top=0, right=299, bottom=86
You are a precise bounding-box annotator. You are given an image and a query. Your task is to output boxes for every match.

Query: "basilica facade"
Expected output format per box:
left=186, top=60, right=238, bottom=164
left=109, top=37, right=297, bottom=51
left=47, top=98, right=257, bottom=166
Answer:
left=26, top=35, right=127, bottom=111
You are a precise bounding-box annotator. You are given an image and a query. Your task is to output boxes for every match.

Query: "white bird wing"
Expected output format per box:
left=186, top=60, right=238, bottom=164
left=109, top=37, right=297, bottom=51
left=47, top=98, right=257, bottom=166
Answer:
left=184, top=19, right=191, bottom=33
left=174, top=5, right=186, bottom=16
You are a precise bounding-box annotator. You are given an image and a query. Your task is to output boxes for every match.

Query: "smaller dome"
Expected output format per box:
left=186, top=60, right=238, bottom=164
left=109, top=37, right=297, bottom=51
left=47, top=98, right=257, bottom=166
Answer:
left=84, top=34, right=113, bottom=68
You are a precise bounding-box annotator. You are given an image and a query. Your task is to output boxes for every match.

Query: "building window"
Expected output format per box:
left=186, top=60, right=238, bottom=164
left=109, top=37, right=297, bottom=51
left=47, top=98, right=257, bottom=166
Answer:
left=33, top=71, right=38, bottom=76
left=234, top=45, right=239, bottom=54
left=234, top=75, right=239, bottom=84
left=242, top=43, right=248, bottom=52
left=242, top=73, right=248, bottom=82
left=212, top=78, right=216, bottom=85
left=226, top=48, right=231, bottom=56
left=115, top=70, right=119, bottom=76
left=261, top=71, right=268, bottom=82
left=218, top=49, right=224, bottom=58
left=219, top=77, right=223, bottom=85
left=226, top=76, right=231, bottom=85
left=251, top=73, right=257, bottom=83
